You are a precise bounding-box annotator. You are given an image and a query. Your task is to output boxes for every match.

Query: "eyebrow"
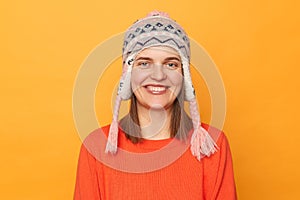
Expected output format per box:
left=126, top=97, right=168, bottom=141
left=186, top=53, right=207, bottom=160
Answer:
left=135, top=57, right=181, bottom=62
left=164, top=57, right=181, bottom=62
left=135, top=57, right=153, bottom=61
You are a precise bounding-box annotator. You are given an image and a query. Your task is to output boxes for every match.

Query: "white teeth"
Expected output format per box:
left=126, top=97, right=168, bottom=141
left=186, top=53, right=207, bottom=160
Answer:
left=147, top=86, right=166, bottom=92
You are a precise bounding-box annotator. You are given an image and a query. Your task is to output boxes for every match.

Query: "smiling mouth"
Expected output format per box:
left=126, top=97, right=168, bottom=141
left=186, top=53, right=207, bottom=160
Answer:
left=145, top=85, right=169, bottom=94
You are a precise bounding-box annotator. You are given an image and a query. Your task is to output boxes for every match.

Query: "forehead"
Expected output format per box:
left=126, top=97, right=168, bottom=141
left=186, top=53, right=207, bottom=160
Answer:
left=135, top=46, right=181, bottom=60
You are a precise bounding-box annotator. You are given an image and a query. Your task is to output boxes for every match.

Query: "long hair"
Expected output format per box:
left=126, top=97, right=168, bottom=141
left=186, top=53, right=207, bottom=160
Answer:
left=119, top=88, right=193, bottom=143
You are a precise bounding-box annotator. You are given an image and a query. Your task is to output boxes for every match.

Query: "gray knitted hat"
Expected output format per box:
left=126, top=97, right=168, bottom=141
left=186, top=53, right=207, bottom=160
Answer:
left=105, top=11, right=217, bottom=161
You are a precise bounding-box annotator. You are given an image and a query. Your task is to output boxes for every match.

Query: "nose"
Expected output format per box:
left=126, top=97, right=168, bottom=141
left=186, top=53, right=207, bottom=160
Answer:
left=150, top=63, right=167, bottom=81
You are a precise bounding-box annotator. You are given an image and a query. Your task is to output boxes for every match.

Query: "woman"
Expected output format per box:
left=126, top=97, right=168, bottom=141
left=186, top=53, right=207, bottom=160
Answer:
left=74, top=11, right=237, bottom=199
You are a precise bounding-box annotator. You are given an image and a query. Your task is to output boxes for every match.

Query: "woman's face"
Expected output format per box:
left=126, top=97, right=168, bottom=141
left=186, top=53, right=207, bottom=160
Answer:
left=131, top=46, right=183, bottom=110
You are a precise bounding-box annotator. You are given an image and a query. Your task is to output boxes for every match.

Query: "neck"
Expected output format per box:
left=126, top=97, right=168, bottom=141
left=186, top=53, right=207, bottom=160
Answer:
left=137, top=104, right=172, bottom=140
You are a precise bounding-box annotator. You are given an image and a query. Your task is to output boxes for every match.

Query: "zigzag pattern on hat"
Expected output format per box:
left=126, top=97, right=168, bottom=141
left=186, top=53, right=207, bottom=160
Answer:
left=123, top=21, right=189, bottom=49
left=129, top=37, right=189, bottom=60
left=123, top=15, right=190, bottom=59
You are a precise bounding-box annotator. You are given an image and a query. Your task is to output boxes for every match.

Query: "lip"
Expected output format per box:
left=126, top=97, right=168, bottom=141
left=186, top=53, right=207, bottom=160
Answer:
left=143, top=84, right=169, bottom=95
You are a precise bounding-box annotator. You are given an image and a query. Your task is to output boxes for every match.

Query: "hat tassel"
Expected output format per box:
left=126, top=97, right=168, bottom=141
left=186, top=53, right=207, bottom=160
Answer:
left=189, top=98, right=218, bottom=161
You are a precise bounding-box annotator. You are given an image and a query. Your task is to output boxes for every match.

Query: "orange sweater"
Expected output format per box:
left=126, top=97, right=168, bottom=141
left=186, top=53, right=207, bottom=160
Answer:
left=74, top=124, right=237, bottom=200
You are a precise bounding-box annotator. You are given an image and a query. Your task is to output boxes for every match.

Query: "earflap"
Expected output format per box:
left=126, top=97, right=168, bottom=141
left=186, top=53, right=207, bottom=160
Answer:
left=105, top=54, right=136, bottom=154
left=181, top=57, right=195, bottom=101
left=180, top=55, right=218, bottom=160
left=118, top=54, right=136, bottom=100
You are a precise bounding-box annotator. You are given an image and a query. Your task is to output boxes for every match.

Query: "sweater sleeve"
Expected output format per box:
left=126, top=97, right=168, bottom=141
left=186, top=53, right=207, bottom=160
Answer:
left=204, top=133, right=237, bottom=200
left=74, top=144, right=101, bottom=200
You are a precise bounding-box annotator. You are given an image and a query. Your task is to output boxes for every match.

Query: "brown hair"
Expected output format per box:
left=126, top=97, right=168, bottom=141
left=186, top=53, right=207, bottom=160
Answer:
left=119, top=89, right=193, bottom=143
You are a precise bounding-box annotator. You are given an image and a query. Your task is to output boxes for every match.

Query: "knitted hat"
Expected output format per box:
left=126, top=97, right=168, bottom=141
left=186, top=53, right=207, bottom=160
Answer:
left=105, top=11, right=217, bottom=161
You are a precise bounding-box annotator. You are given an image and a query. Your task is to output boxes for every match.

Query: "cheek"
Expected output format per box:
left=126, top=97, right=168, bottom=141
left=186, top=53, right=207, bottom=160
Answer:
left=131, top=69, right=148, bottom=93
left=169, top=71, right=183, bottom=89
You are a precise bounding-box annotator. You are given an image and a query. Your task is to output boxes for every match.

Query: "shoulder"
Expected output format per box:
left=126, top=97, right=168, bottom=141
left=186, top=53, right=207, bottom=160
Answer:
left=80, top=124, right=111, bottom=159
left=200, top=123, right=233, bottom=164
left=199, top=124, right=234, bottom=173
left=84, top=124, right=110, bottom=141
left=199, top=124, right=237, bottom=199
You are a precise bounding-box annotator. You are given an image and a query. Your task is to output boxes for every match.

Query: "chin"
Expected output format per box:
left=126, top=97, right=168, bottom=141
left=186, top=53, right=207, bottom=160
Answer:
left=145, top=101, right=175, bottom=111
left=148, top=104, right=166, bottom=110
left=136, top=94, right=177, bottom=110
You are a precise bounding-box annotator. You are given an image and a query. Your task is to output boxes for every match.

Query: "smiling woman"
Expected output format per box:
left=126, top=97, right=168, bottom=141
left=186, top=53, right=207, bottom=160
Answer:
left=74, top=11, right=237, bottom=200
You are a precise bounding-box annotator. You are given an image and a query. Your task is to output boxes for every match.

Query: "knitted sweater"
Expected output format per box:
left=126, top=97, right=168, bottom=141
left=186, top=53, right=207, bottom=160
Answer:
left=74, top=124, right=237, bottom=200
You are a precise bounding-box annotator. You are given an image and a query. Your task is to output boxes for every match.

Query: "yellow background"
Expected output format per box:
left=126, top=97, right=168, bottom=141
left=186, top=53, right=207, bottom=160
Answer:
left=1, top=0, right=299, bottom=199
